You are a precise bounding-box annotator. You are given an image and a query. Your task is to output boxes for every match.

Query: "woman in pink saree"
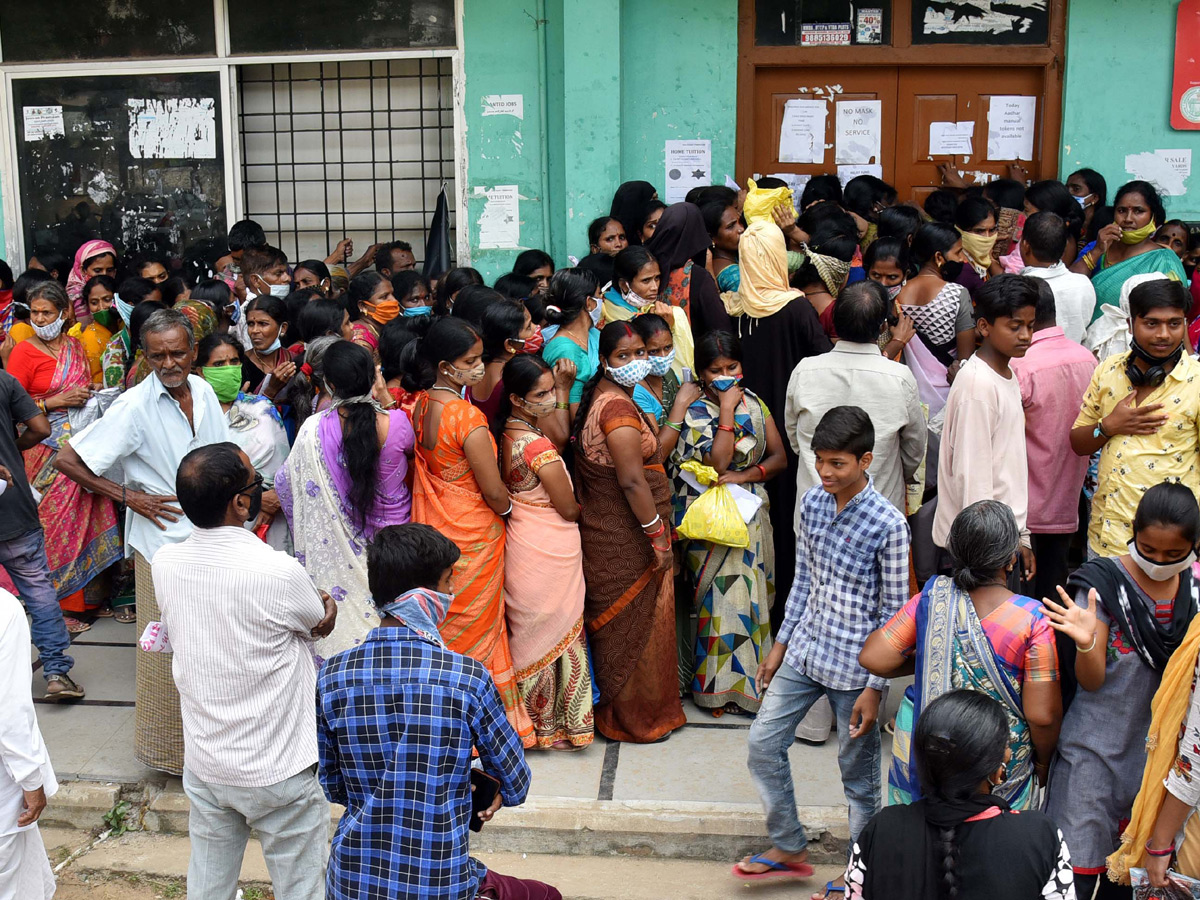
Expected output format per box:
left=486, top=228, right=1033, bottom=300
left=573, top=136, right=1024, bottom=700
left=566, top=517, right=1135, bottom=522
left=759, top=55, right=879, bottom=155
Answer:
left=66, top=240, right=118, bottom=322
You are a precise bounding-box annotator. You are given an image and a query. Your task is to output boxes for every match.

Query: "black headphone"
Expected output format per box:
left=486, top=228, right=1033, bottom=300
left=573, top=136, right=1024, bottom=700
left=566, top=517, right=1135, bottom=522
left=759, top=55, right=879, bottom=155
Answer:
left=1125, top=341, right=1182, bottom=389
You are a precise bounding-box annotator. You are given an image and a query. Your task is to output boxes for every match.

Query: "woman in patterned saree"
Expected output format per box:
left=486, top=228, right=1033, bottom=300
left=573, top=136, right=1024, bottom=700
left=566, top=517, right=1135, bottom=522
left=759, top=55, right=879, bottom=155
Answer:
left=402, top=316, right=535, bottom=746
left=671, top=330, right=786, bottom=716
left=860, top=500, right=1062, bottom=811
left=497, top=353, right=593, bottom=749
left=275, top=340, right=414, bottom=663
left=575, top=321, right=685, bottom=743
left=5, top=281, right=121, bottom=631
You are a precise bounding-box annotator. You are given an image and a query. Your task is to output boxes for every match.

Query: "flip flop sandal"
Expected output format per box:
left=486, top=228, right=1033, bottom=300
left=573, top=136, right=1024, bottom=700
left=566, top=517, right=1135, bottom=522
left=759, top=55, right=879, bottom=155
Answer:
left=44, top=673, right=86, bottom=701
left=93, top=606, right=115, bottom=618
left=813, top=882, right=846, bottom=898
left=731, top=853, right=815, bottom=881
left=63, top=617, right=91, bottom=635
left=114, top=606, right=137, bottom=624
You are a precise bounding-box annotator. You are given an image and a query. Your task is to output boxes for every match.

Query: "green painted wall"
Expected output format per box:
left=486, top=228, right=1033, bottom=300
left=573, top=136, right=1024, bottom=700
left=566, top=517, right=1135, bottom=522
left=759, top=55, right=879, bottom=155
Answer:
left=461, top=0, right=737, bottom=282
left=1061, top=0, right=1199, bottom=218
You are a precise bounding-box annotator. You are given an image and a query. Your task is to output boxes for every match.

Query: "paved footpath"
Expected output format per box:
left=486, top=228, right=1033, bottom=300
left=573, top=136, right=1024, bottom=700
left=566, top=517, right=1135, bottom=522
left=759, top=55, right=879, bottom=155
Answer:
left=34, top=616, right=906, bottom=868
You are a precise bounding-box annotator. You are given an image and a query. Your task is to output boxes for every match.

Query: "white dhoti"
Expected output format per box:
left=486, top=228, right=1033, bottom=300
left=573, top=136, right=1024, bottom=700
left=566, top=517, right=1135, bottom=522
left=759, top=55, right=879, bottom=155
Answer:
left=0, top=828, right=55, bottom=900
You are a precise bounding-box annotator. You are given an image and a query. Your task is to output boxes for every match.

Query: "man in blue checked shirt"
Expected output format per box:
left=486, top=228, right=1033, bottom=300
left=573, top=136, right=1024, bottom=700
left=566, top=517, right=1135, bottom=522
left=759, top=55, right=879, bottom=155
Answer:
left=317, top=523, right=561, bottom=900
left=735, top=406, right=909, bottom=893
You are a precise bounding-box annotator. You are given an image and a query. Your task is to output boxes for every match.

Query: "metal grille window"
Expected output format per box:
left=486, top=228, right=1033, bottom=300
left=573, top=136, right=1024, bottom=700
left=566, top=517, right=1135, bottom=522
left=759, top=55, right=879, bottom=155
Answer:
left=238, top=58, right=455, bottom=268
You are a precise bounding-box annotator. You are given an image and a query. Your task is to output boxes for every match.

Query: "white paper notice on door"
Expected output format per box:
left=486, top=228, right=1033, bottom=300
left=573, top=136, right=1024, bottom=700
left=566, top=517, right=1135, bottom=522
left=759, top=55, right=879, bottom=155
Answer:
left=664, top=139, right=712, bottom=203
left=835, top=100, right=882, bottom=164
left=929, top=121, right=975, bottom=156
left=837, top=164, right=883, bottom=188
left=986, top=96, right=1036, bottom=161
left=23, top=106, right=64, bottom=141
left=477, top=185, right=521, bottom=250
left=778, top=99, right=827, bottom=165
left=127, top=98, right=216, bottom=159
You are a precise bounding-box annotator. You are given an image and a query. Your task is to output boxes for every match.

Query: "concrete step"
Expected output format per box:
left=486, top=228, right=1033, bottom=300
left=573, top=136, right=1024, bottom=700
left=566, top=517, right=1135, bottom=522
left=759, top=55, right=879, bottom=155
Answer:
left=43, top=778, right=853, bottom=864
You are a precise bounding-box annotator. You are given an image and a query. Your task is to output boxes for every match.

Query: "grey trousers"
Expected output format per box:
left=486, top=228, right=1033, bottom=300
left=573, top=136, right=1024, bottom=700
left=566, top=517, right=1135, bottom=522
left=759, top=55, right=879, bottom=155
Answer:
left=183, top=766, right=327, bottom=900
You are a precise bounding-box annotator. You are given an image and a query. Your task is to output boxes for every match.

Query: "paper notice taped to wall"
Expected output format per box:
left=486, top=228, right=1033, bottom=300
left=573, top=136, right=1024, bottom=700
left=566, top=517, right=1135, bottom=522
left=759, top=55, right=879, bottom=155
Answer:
left=1125, top=149, right=1192, bottom=197
left=128, top=98, right=216, bottom=159
left=779, top=100, right=827, bottom=165
left=986, top=95, right=1036, bottom=161
left=478, top=185, right=521, bottom=250
left=481, top=95, right=524, bottom=120
left=835, top=100, right=881, bottom=164
left=837, top=163, right=883, bottom=188
left=929, top=121, right=975, bottom=156
left=664, top=139, right=711, bottom=203
left=23, top=106, right=64, bottom=141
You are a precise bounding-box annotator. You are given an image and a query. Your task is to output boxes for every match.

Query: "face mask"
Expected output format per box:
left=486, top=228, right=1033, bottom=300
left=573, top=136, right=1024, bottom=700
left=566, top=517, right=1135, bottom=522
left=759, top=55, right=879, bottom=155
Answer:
left=957, top=228, right=998, bottom=267
left=939, top=259, right=965, bottom=282
left=401, top=305, right=432, bottom=318
left=1128, top=540, right=1196, bottom=581
left=268, top=282, right=290, bottom=298
left=1120, top=221, right=1158, bottom=245
left=623, top=288, right=653, bottom=309
left=446, top=362, right=486, bottom=387
left=92, top=308, right=120, bottom=331
left=227, top=300, right=242, bottom=324
left=203, top=365, right=243, bottom=403
left=115, top=294, right=136, bottom=327
left=364, top=299, right=402, bottom=323
left=605, top=358, right=653, bottom=387
left=710, top=373, right=743, bottom=392
left=588, top=300, right=603, bottom=327
left=520, top=394, right=557, bottom=418
left=244, top=480, right=264, bottom=521
left=886, top=282, right=905, bottom=301
left=519, top=326, right=545, bottom=354
left=646, top=349, right=675, bottom=376
left=1074, top=193, right=1094, bottom=209
left=263, top=334, right=283, bottom=354
left=33, top=316, right=64, bottom=341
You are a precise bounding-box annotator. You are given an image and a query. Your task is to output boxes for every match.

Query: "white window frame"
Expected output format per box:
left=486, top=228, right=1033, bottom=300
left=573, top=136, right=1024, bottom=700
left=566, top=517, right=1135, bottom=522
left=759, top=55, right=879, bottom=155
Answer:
left=0, top=0, right=467, bottom=269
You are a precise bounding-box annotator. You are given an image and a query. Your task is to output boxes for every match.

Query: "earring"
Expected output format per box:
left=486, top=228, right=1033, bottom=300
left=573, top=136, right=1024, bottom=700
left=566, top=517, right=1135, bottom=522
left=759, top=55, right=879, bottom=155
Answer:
left=991, top=764, right=1008, bottom=786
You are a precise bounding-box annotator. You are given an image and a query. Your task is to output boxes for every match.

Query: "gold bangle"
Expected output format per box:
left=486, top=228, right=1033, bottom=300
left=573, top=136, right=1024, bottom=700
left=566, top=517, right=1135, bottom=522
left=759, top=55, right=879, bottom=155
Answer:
left=1076, top=632, right=1098, bottom=654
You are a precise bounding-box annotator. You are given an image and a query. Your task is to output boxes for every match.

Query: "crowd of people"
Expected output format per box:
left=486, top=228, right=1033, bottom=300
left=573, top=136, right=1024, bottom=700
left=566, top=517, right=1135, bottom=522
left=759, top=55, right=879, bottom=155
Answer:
left=1, top=162, right=1200, bottom=900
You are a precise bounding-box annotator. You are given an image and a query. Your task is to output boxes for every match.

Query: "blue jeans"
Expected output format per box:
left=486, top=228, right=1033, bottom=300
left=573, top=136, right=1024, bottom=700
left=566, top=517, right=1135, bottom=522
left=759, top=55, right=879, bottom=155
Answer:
left=747, top=661, right=881, bottom=853
left=0, top=528, right=73, bottom=679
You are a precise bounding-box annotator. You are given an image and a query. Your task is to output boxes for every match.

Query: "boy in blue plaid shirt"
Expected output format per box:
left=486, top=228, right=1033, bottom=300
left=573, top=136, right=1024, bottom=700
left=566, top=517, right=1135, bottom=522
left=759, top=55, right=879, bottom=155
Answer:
left=736, top=406, right=909, bottom=890
left=317, top=523, right=561, bottom=900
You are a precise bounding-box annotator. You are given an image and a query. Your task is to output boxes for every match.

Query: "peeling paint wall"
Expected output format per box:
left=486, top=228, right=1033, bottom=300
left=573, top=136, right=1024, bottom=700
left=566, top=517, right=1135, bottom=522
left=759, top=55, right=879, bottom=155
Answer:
left=1061, top=0, right=1198, bottom=218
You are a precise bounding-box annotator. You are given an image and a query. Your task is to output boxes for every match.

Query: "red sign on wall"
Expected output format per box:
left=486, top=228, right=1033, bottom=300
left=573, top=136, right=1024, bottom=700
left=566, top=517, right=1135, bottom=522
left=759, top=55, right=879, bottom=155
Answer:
left=1173, top=0, right=1200, bottom=129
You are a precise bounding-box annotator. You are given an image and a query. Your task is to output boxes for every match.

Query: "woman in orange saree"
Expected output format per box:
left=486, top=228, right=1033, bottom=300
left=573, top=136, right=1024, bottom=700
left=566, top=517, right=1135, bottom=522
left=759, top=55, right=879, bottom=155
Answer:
left=406, top=317, right=534, bottom=746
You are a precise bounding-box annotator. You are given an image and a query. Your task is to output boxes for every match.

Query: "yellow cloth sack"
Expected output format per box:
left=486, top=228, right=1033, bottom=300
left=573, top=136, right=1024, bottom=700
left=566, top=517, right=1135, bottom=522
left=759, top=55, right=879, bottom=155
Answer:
left=742, top=177, right=794, bottom=225
left=677, top=460, right=749, bottom=548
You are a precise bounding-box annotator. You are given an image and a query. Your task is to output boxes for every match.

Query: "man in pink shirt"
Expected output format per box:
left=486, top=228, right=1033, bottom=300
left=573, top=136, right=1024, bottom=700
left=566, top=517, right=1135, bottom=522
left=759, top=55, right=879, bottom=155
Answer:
left=1010, top=279, right=1096, bottom=599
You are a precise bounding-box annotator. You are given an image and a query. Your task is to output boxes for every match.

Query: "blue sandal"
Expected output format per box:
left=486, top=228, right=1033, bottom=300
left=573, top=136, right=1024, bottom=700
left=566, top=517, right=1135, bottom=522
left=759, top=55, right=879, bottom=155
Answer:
left=814, top=882, right=846, bottom=898
left=731, top=853, right=815, bottom=881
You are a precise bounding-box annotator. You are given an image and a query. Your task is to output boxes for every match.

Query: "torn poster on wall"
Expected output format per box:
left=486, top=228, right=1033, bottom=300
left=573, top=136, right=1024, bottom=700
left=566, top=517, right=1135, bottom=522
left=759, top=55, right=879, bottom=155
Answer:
left=23, top=106, right=64, bottom=141
left=837, top=164, right=883, bottom=188
left=127, top=98, right=216, bottom=159
left=664, top=139, right=711, bottom=203
left=477, top=185, right=520, bottom=249
left=929, top=121, right=975, bottom=156
left=915, top=0, right=1048, bottom=45
left=1124, top=150, right=1193, bottom=197
left=779, top=100, right=827, bottom=165
left=481, top=95, right=524, bottom=120
left=835, top=100, right=881, bottom=165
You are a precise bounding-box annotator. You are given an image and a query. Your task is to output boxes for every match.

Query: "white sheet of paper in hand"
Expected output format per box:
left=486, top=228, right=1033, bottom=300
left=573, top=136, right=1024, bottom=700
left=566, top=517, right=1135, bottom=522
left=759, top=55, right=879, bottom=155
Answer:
left=929, top=121, right=974, bottom=156
left=678, top=469, right=763, bottom=525
left=779, top=100, right=827, bottom=165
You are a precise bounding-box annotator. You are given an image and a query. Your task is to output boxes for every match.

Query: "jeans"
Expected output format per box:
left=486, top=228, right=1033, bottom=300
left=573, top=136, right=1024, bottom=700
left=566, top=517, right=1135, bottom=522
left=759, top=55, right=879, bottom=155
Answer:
left=183, top=767, right=328, bottom=900
left=747, top=661, right=881, bottom=853
left=0, top=528, right=72, bottom=679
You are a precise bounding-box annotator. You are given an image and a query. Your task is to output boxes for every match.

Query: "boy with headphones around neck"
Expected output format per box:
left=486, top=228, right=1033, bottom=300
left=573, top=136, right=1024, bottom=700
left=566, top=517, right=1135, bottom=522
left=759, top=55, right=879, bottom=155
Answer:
left=1070, top=278, right=1200, bottom=558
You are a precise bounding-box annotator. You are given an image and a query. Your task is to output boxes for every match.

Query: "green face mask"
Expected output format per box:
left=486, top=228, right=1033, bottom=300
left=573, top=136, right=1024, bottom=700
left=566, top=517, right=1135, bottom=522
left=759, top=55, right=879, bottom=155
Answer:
left=92, top=308, right=120, bottom=331
left=202, top=365, right=243, bottom=403
left=1120, top=220, right=1158, bottom=245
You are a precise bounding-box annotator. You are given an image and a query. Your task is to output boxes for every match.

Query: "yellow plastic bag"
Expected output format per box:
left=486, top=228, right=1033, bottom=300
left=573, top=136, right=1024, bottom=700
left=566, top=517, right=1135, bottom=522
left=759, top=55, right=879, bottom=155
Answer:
left=742, top=177, right=794, bottom=225
left=677, top=460, right=750, bottom=548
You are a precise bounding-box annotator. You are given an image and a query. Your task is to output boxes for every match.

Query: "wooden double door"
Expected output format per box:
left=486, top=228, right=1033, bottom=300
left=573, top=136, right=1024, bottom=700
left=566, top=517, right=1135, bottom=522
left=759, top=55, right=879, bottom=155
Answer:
left=737, top=2, right=1067, bottom=205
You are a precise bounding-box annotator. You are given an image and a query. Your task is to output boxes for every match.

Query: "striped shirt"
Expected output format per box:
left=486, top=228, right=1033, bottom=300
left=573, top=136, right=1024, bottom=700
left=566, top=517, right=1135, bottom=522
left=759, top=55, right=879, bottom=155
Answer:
left=152, top=526, right=326, bottom=787
left=779, top=478, right=911, bottom=691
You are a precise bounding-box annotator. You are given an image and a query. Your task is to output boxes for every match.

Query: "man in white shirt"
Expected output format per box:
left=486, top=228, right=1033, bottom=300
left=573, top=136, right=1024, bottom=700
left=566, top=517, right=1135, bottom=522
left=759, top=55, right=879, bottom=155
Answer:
left=1020, top=211, right=1096, bottom=344
left=784, top=280, right=925, bottom=743
left=55, top=309, right=231, bottom=775
left=0, top=587, right=58, bottom=900
left=155, top=442, right=335, bottom=900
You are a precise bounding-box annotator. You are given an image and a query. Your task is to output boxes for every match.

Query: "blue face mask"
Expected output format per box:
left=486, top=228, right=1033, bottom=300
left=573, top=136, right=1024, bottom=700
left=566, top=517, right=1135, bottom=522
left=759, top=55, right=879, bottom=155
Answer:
left=711, top=374, right=742, bottom=392
left=402, top=305, right=432, bottom=318
left=114, top=294, right=135, bottom=327
left=264, top=335, right=283, bottom=353
left=646, top=349, right=675, bottom=377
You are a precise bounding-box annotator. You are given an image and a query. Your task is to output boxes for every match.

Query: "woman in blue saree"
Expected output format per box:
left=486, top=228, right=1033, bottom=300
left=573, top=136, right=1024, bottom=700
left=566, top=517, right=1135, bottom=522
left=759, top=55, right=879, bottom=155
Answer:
left=1074, top=180, right=1186, bottom=324
left=860, top=500, right=1062, bottom=810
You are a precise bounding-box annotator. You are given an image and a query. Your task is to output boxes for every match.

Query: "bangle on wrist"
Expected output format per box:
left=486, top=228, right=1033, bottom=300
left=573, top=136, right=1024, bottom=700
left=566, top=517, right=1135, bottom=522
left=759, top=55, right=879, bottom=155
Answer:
left=1145, top=840, right=1176, bottom=858
left=555, top=401, right=569, bottom=410
left=645, top=522, right=667, bottom=540
left=663, top=420, right=683, bottom=432
left=754, top=463, right=767, bottom=482
left=1076, top=632, right=1098, bottom=654
left=717, top=424, right=735, bottom=434
left=640, top=514, right=661, bottom=530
